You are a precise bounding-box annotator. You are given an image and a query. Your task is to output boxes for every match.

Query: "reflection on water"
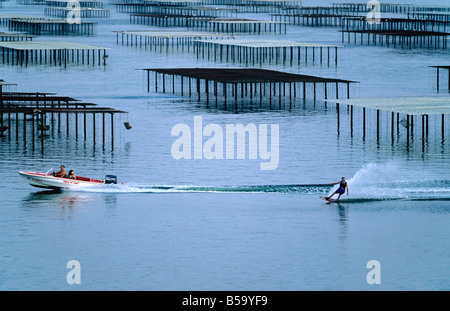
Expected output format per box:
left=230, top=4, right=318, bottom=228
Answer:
left=22, top=190, right=116, bottom=210
left=336, top=204, right=349, bottom=245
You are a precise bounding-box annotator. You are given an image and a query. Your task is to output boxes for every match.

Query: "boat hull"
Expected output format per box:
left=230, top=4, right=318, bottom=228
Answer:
left=19, top=171, right=104, bottom=190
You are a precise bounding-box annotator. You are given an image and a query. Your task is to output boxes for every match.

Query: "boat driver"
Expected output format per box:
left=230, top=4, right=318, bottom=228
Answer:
left=53, top=165, right=66, bottom=177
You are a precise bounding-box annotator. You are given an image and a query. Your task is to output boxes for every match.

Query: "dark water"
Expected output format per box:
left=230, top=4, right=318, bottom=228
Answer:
left=0, top=0, right=449, bottom=290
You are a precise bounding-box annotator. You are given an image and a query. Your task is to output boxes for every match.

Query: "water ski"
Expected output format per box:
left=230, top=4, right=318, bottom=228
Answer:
left=319, top=196, right=333, bottom=203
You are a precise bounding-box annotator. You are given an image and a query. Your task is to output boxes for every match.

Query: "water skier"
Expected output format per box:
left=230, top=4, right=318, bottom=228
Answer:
left=326, top=177, right=349, bottom=201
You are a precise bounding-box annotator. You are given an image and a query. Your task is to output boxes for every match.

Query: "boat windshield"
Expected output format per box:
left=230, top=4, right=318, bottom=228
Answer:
left=46, top=168, right=53, bottom=176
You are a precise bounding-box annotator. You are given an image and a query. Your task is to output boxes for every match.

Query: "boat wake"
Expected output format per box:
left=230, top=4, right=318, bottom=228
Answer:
left=74, top=183, right=333, bottom=195
left=324, top=162, right=450, bottom=202
left=64, top=163, right=450, bottom=202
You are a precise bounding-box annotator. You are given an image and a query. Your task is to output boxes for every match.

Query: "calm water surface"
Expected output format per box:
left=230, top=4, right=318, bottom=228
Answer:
left=0, top=0, right=449, bottom=290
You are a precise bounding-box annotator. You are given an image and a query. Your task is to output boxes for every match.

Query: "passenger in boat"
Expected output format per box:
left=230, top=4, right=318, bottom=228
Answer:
left=53, top=165, right=66, bottom=178
left=67, top=170, right=76, bottom=180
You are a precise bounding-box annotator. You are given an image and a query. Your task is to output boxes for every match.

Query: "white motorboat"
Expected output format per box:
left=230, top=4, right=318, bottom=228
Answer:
left=19, top=170, right=117, bottom=190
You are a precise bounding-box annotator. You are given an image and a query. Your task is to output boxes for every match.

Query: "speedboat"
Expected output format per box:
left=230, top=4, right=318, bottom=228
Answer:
left=19, top=170, right=117, bottom=190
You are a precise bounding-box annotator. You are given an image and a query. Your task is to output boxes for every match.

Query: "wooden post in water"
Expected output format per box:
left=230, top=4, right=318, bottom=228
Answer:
left=421, top=114, right=425, bottom=142
left=23, top=113, right=27, bottom=143
left=234, top=83, right=238, bottom=110
left=93, top=113, right=96, bottom=145
left=350, top=105, right=353, bottom=137
left=406, top=114, right=410, bottom=142
left=111, top=113, right=114, bottom=149
left=363, top=107, right=366, bottom=140
left=102, top=113, right=105, bottom=147
left=376, top=109, right=380, bottom=141
left=83, top=111, right=87, bottom=140
left=391, top=111, right=394, bottom=143
left=437, top=67, right=440, bottom=92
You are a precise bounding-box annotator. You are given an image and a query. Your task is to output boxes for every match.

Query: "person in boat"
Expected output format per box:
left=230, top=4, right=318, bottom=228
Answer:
left=67, top=170, right=76, bottom=179
left=53, top=165, right=66, bottom=177
left=327, top=177, right=349, bottom=201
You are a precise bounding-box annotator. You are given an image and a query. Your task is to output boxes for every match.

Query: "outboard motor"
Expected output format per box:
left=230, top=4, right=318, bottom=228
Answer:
left=105, top=175, right=117, bottom=185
